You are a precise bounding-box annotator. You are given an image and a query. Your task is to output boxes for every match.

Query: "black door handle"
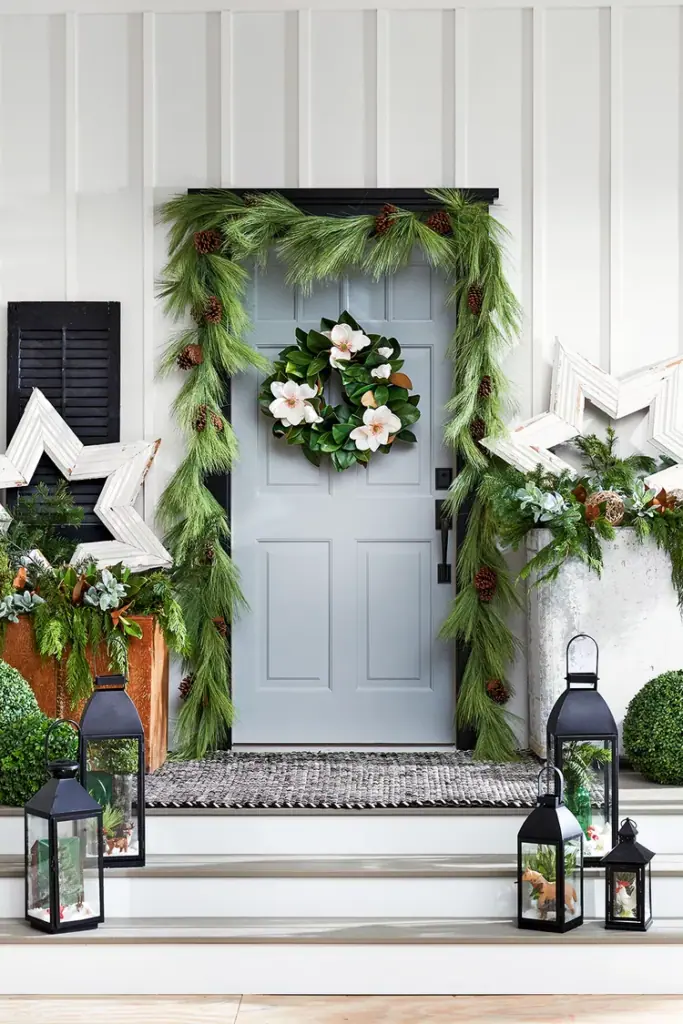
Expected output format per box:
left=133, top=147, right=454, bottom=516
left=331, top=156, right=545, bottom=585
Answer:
left=435, top=499, right=452, bottom=584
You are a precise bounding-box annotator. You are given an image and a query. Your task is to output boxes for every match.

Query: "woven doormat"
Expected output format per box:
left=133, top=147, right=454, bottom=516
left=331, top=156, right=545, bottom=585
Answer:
left=145, top=750, right=546, bottom=810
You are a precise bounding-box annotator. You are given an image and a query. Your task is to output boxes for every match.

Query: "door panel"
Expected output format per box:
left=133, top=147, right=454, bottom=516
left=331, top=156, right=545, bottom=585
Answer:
left=231, top=253, right=456, bottom=744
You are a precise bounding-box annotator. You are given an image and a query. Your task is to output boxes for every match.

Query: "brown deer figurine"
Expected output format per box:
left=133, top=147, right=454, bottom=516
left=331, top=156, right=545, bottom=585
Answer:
left=521, top=868, right=577, bottom=920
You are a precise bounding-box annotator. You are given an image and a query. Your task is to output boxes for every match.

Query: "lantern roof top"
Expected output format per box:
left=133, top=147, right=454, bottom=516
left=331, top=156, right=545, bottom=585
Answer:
left=547, top=685, right=617, bottom=739
left=25, top=775, right=102, bottom=818
left=80, top=675, right=144, bottom=739
left=518, top=800, right=584, bottom=844
left=602, top=818, right=655, bottom=866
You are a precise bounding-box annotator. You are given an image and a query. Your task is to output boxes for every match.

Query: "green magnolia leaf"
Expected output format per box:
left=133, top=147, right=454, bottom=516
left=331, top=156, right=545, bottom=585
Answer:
left=285, top=361, right=304, bottom=378
left=390, top=359, right=405, bottom=372
left=302, top=447, right=321, bottom=467
left=407, top=394, right=420, bottom=406
left=286, top=427, right=306, bottom=445
left=397, top=429, right=418, bottom=443
left=287, top=349, right=313, bottom=366
left=374, top=385, right=389, bottom=406
left=332, top=423, right=354, bottom=444
left=320, top=318, right=337, bottom=331
left=387, top=386, right=408, bottom=403
left=295, top=328, right=308, bottom=345
left=331, top=449, right=357, bottom=471
left=319, top=440, right=342, bottom=453
left=342, top=365, right=371, bottom=382
left=307, top=330, right=332, bottom=354
left=339, top=310, right=362, bottom=331
left=391, top=402, right=420, bottom=426
left=307, top=355, right=328, bottom=377
left=335, top=404, right=352, bottom=423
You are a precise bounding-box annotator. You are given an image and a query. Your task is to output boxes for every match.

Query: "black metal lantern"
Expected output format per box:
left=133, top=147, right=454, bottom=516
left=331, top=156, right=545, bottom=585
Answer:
left=518, top=766, right=584, bottom=933
left=24, top=720, right=104, bottom=934
left=80, top=674, right=146, bottom=868
left=547, top=634, right=619, bottom=866
left=602, top=818, right=654, bottom=931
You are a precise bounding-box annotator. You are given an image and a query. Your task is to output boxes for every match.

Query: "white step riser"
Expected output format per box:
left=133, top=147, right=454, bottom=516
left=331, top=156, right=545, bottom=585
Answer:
left=1, top=874, right=680, bottom=920
left=2, top=812, right=681, bottom=857
left=3, top=942, right=683, bottom=996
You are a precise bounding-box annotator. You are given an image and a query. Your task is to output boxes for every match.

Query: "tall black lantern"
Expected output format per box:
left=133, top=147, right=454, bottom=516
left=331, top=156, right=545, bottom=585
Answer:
left=24, top=720, right=104, bottom=934
left=80, top=674, right=146, bottom=868
left=518, top=767, right=584, bottom=933
left=547, top=634, right=619, bottom=866
left=602, top=818, right=654, bottom=931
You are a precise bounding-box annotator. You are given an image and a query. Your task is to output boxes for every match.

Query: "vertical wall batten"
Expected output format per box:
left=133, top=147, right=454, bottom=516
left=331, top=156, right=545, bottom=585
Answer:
left=531, top=6, right=546, bottom=415
left=220, top=10, right=232, bottom=187
left=375, top=9, right=390, bottom=188
left=454, top=9, right=469, bottom=187
left=64, top=12, right=78, bottom=300
left=298, top=10, right=312, bottom=188
left=142, top=11, right=156, bottom=519
left=609, top=4, right=623, bottom=376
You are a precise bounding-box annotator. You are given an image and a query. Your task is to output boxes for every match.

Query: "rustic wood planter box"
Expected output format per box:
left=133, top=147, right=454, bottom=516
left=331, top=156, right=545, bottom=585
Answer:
left=2, top=615, right=168, bottom=771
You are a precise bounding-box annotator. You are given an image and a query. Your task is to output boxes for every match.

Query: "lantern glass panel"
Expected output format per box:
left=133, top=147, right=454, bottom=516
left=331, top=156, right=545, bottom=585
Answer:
left=26, top=814, right=50, bottom=922
left=86, top=738, right=141, bottom=860
left=610, top=869, right=640, bottom=923
left=560, top=738, right=613, bottom=858
left=520, top=842, right=564, bottom=923
left=564, top=835, right=583, bottom=922
left=55, top=818, right=101, bottom=924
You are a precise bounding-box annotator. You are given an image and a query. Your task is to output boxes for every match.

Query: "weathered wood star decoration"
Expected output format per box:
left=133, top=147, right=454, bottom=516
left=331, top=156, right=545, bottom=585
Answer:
left=482, top=340, right=683, bottom=491
left=0, top=388, right=171, bottom=570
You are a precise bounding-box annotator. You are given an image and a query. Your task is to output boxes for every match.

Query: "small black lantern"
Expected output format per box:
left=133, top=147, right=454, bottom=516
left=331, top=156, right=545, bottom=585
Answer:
left=25, top=720, right=104, bottom=933
left=602, top=818, right=654, bottom=931
left=518, top=766, right=584, bottom=933
left=80, top=674, right=146, bottom=868
left=547, top=634, right=619, bottom=866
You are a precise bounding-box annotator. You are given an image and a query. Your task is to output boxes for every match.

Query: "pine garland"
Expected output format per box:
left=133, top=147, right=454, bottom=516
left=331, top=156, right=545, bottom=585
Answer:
left=160, top=189, right=521, bottom=760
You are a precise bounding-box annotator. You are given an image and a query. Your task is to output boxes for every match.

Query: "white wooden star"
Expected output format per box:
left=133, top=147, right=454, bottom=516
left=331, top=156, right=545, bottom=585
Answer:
left=482, top=340, right=683, bottom=490
left=0, top=389, right=171, bottom=570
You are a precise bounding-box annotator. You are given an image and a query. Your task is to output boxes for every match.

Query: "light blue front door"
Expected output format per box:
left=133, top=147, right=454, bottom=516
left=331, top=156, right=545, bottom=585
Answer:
left=231, top=254, right=456, bottom=744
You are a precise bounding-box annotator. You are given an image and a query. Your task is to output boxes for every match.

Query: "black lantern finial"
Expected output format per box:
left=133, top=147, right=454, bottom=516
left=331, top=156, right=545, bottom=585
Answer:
left=24, top=720, right=105, bottom=934
left=80, top=674, right=146, bottom=868
left=517, top=766, right=585, bottom=932
left=547, top=634, right=619, bottom=866
left=602, top=817, right=654, bottom=931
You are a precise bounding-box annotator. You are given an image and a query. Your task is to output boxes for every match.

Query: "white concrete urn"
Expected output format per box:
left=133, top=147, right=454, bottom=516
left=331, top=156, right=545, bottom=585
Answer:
left=526, top=527, right=683, bottom=757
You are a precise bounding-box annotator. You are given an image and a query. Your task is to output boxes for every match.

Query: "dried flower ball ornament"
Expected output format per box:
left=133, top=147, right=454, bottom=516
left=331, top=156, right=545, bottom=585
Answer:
left=258, top=312, right=421, bottom=472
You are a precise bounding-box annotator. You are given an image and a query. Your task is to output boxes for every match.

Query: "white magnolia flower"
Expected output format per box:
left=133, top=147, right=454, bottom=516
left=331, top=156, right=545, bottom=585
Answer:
left=350, top=405, right=402, bottom=452
left=269, top=380, right=322, bottom=427
left=325, top=323, right=371, bottom=368
left=371, top=364, right=392, bottom=380
left=377, top=346, right=393, bottom=358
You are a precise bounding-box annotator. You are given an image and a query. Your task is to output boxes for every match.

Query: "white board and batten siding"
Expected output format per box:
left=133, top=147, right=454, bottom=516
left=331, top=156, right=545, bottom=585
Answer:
left=1, top=0, right=682, bottom=744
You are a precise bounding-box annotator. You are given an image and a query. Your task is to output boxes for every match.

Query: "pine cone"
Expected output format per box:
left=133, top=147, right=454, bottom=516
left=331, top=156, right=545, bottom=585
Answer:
left=193, top=229, right=223, bottom=255
left=425, top=210, right=451, bottom=235
left=474, top=566, right=497, bottom=602
left=467, top=285, right=484, bottom=316
left=211, top=410, right=224, bottom=432
left=213, top=617, right=228, bottom=639
left=204, top=545, right=215, bottom=565
left=179, top=675, right=194, bottom=701
left=194, top=405, right=208, bottom=432
left=204, top=296, right=223, bottom=324
left=486, top=679, right=510, bottom=705
left=176, top=343, right=204, bottom=370
left=477, top=375, right=493, bottom=399
left=470, top=418, right=487, bottom=443
left=244, top=193, right=260, bottom=207
left=374, top=203, right=398, bottom=237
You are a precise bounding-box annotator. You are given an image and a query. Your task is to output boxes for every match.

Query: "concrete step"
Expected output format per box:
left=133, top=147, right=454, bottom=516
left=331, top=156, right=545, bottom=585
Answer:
left=3, top=792, right=683, bottom=857
left=2, top=916, right=683, bottom=995
left=3, top=852, right=683, bottom=919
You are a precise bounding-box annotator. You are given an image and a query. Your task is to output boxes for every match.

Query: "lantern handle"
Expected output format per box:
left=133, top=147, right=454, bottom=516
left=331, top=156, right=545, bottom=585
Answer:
left=565, top=633, right=599, bottom=687
left=538, top=765, right=564, bottom=804
left=44, top=718, right=81, bottom=770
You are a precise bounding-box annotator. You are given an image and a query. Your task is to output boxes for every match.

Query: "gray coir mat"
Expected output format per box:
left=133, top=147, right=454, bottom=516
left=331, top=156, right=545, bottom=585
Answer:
left=145, top=750, right=545, bottom=810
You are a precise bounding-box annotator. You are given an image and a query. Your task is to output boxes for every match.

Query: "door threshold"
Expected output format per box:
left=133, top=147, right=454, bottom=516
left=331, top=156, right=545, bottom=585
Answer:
left=231, top=745, right=460, bottom=753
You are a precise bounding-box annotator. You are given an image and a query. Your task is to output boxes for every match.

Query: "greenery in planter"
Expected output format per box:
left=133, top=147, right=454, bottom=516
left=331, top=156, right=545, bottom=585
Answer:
left=561, top=741, right=612, bottom=832
left=0, top=484, right=189, bottom=706
left=487, top=428, right=683, bottom=601
left=623, top=670, right=683, bottom=785
left=0, top=713, right=78, bottom=806
left=0, top=660, right=39, bottom=726
left=522, top=845, right=578, bottom=888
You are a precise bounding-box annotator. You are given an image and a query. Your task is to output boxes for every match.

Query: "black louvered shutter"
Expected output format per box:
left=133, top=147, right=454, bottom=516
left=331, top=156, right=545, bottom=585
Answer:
left=7, top=301, right=121, bottom=544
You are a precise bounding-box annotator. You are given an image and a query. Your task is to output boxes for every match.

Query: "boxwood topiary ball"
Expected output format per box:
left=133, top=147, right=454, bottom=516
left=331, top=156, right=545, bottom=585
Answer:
left=0, top=713, right=79, bottom=806
left=0, top=660, right=39, bottom=727
left=623, top=670, right=683, bottom=784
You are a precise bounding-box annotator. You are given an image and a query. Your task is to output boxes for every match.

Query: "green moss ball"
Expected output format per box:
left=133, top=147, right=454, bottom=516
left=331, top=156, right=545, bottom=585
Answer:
left=623, top=670, right=683, bottom=785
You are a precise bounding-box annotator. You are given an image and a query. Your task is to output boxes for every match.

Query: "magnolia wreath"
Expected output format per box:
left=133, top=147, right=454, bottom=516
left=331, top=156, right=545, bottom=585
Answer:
left=259, top=312, right=421, bottom=471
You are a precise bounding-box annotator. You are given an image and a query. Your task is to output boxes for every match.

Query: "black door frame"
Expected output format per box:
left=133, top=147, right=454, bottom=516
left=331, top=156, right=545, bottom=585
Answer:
left=189, top=187, right=500, bottom=749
